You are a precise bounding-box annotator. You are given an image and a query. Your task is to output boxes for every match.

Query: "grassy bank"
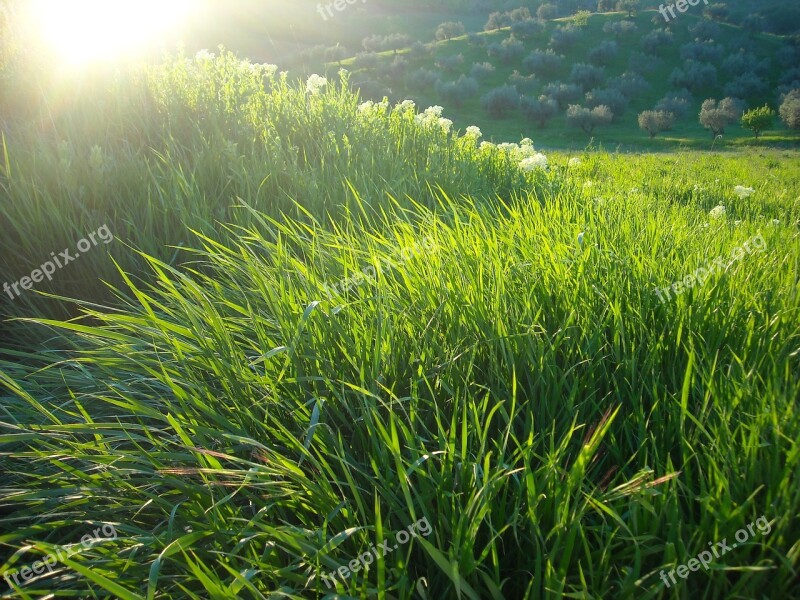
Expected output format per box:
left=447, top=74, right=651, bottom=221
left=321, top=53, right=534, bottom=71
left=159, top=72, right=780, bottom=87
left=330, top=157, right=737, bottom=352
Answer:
left=1, top=51, right=799, bottom=599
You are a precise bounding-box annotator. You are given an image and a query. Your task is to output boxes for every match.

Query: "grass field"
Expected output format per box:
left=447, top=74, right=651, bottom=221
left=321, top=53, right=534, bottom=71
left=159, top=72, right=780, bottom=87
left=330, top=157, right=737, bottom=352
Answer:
left=1, top=40, right=799, bottom=600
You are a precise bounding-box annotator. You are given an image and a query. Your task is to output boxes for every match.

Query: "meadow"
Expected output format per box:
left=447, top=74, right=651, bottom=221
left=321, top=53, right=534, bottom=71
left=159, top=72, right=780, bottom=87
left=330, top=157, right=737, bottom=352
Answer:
left=1, top=39, right=799, bottom=600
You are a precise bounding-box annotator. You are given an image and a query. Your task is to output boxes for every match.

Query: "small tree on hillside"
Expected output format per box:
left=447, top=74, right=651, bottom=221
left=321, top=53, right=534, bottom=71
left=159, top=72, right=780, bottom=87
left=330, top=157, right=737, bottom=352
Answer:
left=699, top=97, right=744, bottom=137
left=566, top=104, right=613, bottom=134
left=603, top=20, right=638, bottom=39
left=638, top=110, right=675, bottom=137
left=521, top=95, right=559, bottom=127
left=481, top=85, right=520, bottom=118
left=617, top=0, right=640, bottom=18
left=436, top=22, right=465, bottom=41
left=537, top=3, right=559, bottom=20
left=703, top=3, right=729, bottom=22
left=779, top=89, right=800, bottom=129
left=740, top=105, right=775, bottom=138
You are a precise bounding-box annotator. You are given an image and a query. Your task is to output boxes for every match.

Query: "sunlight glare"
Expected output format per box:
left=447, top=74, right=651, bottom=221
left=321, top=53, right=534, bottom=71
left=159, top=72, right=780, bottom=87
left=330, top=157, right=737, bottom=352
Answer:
left=29, top=0, right=191, bottom=66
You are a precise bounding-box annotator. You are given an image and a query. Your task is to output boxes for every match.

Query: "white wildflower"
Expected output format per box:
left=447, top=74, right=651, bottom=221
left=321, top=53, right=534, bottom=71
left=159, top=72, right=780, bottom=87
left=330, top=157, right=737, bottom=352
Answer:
left=568, top=157, right=581, bottom=167
left=358, top=100, right=374, bottom=113
left=465, top=126, right=482, bottom=138
left=423, top=105, right=443, bottom=118
left=306, top=74, right=328, bottom=95
left=479, top=141, right=495, bottom=150
left=394, top=99, right=415, bottom=115
left=195, top=49, right=215, bottom=62
left=771, top=219, right=780, bottom=226
left=520, top=137, right=534, bottom=147
left=519, top=153, right=548, bottom=172
left=709, top=205, right=727, bottom=220
left=733, top=185, right=755, bottom=199
left=438, top=117, right=453, bottom=133
left=497, top=142, right=518, bottom=152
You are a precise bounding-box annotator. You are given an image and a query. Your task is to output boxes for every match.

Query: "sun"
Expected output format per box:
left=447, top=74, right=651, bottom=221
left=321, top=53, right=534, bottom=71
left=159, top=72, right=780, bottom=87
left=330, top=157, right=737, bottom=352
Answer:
left=28, top=0, right=192, bottom=66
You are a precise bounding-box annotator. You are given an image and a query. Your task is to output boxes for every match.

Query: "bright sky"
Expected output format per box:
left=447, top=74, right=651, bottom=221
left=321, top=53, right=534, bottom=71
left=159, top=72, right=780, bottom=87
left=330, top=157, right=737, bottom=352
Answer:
left=26, top=0, right=194, bottom=66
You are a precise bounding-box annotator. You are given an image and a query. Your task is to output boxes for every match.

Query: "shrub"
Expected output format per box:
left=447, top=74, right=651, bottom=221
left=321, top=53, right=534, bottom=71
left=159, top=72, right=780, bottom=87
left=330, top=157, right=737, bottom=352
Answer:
left=628, top=51, right=662, bottom=74
left=324, top=45, right=349, bottom=65
left=436, top=75, right=479, bottom=107
left=387, top=56, right=409, bottom=78
left=484, top=11, right=510, bottom=31
left=699, top=97, right=745, bottom=136
left=508, top=70, right=537, bottom=93
left=550, top=25, right=583, bottom=51
left=603, top=20, right=638, bottom=39
left=570, top=63, right=606, bottom=90
left=523, top=49, right=564, bottom=76
left=655, top=90, right=692, bottom=118
left=362, top=35, right=385, bottom=52
left=777, top=45, right=800, bottom=69
left=436, top=54, right=464, bottom=73
left=638, top=110, right=675, bottom=137
left=617, top=0, right=640, bottom=18
left=641, top=28, right=674, bottom=55
left=669, top=61, right=717, bottom=93
left=688, top=20, right=720, bottom=41
left=543, top=81, right=583, bottom=108
left=742, top=14, right=766, bottom=35
left=435, top=21, right=465, bottom=41
left=488, top=36, right=525, bottom=65
left=384, top=33, right=412, bottom=55
left=740, top=105, right=775, bottom=138
left=588, top=41, right=619, bottom=66
left=353, top=52, right=380, bottom=70
left=409, top=41, right=430, bottom=59
left=509, top=7, right=533, bottom=22
left=520, top=94, right=559, bottom=127
left=779, top=89, right=800, bottom=129
left=512, top=18, right=545, bottom=39
left=537, top=3, right=559, bottom=20
left=680, top=41, right=725, bottom=63
left=466, top=32, right=484, bottom=47
left=723, top=74, right=768, bottom=100
left=566, top=104, right=613, bottom=133
left=723, top=51, right=770, bottom=77
left=704, top=3, right=729, bottom=22
left=481, top=85, right=520, bottom=117
left=585, top=87, right=628, bottom=117
left=470, top=61, right=496, bottom=80
left=407, top=67, right=441, bottom=92
left=608, top=71, right=650, bottom=98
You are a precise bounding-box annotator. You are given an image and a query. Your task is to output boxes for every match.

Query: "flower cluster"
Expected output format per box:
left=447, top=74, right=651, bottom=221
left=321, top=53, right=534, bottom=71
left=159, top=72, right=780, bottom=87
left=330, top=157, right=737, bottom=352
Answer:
left=709, top=204, right=727, bottom=220
left=357, top=99, right=389, bottom=117
left=733, top=185, right=755, bottom=199
left=306, top=74, right=328, bottom=96
left=495, top=139, right=548, bottom=172
left=464, top=126, right=482, bottom=139
left=414, top=106, right=453, bottom=133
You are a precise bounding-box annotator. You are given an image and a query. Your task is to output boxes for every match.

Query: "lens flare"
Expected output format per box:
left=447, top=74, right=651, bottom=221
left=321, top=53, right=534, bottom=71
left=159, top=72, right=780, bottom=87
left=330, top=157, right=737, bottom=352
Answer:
left=28, top=0, right=191, bottom=66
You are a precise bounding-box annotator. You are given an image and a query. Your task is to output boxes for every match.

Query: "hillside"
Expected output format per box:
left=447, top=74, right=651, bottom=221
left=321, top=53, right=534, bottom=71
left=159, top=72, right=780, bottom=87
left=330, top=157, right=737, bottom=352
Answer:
left=326, top=9, right=800, bottom=149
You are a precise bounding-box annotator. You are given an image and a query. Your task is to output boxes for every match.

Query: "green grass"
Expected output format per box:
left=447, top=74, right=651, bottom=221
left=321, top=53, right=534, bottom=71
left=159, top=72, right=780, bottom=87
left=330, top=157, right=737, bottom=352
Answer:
left=331, top=10, right=800, bottom=151
left=1, top=50, right=800, bottom=599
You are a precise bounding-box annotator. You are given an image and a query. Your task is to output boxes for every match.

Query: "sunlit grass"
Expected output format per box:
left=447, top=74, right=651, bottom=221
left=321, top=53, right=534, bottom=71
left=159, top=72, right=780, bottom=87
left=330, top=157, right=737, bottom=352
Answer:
left=0, top=50, right=799, bottom=599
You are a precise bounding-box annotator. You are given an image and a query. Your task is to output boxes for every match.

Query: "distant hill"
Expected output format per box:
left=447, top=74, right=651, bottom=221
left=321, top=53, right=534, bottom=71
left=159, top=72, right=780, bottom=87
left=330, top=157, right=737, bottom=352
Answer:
left=316, top=9, right=799, bottom=150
